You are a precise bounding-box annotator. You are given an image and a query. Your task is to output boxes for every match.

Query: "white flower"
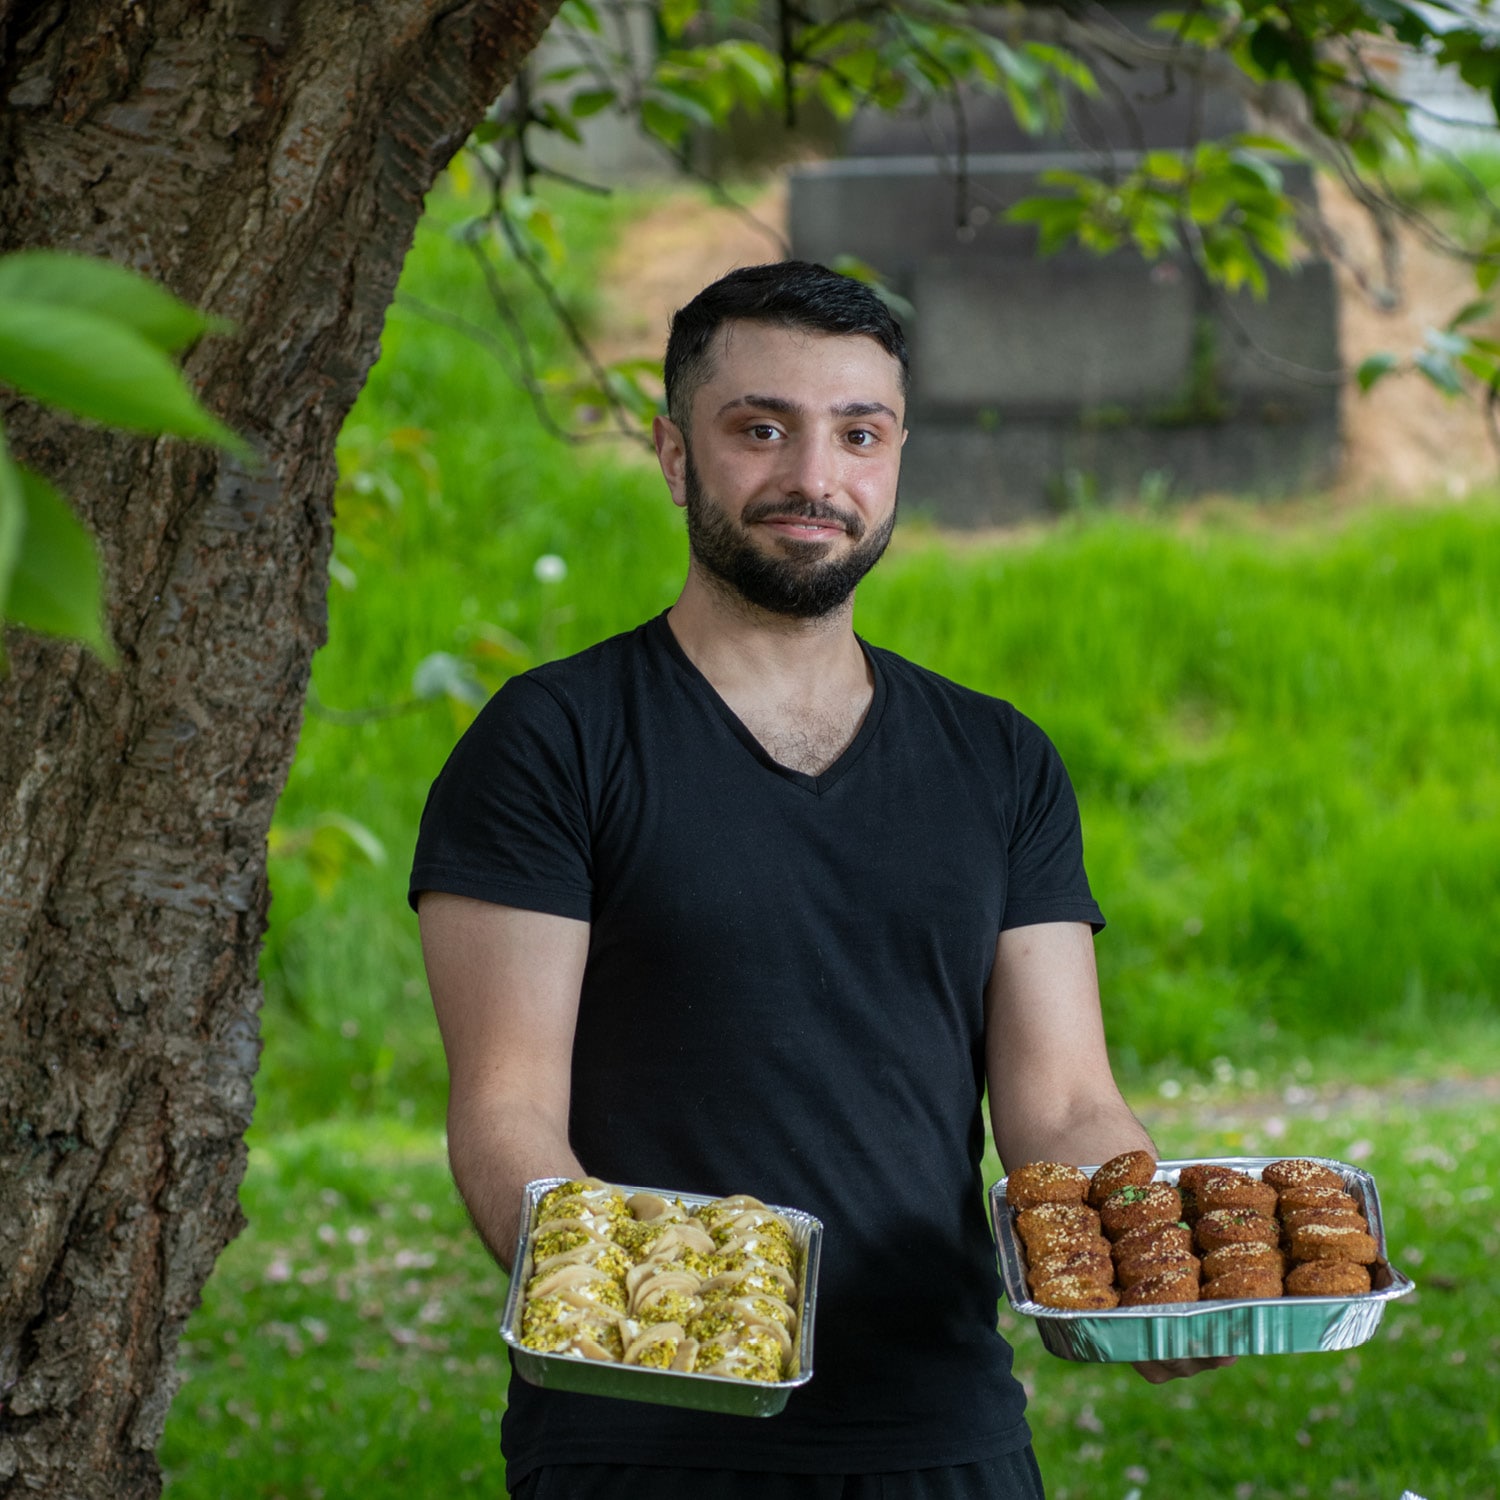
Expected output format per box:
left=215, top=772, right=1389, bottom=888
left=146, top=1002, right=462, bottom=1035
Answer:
left=533, top=553, right=567, bottom=583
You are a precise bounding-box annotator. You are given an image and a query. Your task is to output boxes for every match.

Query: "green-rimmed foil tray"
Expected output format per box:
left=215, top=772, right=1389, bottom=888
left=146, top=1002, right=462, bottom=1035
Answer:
left=500, top=1177, right=823, bottom=1415
left=990, top=1155, right=1414, bottom=1362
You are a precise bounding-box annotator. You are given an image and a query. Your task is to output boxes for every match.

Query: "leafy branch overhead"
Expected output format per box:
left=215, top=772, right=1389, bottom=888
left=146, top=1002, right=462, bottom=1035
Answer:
left=0, top=251, right=243, bottom=662
left=447, top=0, right=1500, bottom=437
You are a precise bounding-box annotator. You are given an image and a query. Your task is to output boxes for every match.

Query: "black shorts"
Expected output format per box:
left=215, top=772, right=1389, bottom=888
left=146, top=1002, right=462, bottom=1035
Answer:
left=510, top=1450, right=1047, bottom=1499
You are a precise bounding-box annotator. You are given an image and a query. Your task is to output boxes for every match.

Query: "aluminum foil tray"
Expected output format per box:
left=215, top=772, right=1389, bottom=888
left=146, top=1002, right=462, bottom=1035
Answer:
left=990, top=1155, right=1414, bottom=1362
left=501, top=1177, right=823, bottom=1416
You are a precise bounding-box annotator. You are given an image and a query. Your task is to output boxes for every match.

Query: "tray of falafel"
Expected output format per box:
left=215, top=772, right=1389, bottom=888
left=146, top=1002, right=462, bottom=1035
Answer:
left=500, top=1176, right=823, bottom=1415
left=990, top=1154, right=1414, bottom=1362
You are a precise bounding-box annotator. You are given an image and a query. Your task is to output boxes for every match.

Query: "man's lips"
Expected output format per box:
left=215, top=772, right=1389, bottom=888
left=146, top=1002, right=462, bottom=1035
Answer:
left=744, top=500, right=861, bottom=541
left=758, top=515, right=847, bottom=540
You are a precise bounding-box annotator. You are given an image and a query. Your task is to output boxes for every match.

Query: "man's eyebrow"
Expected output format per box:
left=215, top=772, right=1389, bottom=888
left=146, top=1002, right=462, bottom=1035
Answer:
left=715, top=394, right=800, bottom=419
left=714, top=395, right=899, bottom=422
left=835, top=400, right=900, bottom=422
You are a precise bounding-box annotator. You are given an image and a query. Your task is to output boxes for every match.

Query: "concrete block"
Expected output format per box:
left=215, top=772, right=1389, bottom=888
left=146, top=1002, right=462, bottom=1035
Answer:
left=897, top=408, right=1342, bottom=525
left=911, top=255, right=1195, bottom=409
left=1216, top=261, right=1344, bottom=401
left=898, top=423, right=1063, bottom=528
left=789, top=154, right=1060, bottom=271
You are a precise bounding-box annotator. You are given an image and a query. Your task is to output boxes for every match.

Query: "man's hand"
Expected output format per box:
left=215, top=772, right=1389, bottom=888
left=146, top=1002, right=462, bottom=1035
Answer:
left=1132, top=1356, right=1238, bottom=1383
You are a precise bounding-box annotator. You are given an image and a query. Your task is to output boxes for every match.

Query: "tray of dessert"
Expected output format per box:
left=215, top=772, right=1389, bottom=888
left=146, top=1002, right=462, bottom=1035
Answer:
left=990, top=1154, right=1414, bottom=1362
left=501, top=1176, right=823, bottom=1414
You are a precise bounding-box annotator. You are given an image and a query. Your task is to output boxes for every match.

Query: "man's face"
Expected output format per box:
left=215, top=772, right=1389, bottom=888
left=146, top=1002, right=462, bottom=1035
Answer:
left=654, top=321, right=906, bottom=618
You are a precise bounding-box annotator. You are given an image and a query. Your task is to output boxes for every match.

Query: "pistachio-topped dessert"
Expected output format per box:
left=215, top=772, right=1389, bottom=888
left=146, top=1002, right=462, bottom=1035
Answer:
left=518, top=1178, right=800, bottom=1381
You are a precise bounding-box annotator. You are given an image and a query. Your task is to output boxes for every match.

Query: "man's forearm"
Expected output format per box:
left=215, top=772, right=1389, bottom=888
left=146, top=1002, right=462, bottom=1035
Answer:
left=991, top=1088, right=1155, bottom=1176
left=447, top=1094, right=584, bottom=1273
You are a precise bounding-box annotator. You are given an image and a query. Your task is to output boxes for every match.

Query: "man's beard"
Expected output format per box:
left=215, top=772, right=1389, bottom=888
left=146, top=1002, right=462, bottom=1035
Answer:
left=682, top=450, right=897, bottom=619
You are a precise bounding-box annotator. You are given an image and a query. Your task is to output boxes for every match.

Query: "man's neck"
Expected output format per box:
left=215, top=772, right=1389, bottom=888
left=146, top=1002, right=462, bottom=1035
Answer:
left=665, top=567, right=867, bottom=705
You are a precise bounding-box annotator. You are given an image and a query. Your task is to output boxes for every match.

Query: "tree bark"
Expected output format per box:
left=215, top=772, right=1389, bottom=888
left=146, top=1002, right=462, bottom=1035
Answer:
left=0, top=2, right=560, bottom=1492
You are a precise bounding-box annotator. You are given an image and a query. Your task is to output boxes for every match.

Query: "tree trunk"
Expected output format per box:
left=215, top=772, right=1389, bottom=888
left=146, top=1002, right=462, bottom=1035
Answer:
left=0, top=2, right=560, bottom=1492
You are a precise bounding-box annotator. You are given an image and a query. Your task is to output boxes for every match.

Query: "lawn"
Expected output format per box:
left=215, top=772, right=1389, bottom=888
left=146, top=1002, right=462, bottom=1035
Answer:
left=161, top=1088, right=1500, bottom=1498
left=160, top=164, right=1500, bottom=1497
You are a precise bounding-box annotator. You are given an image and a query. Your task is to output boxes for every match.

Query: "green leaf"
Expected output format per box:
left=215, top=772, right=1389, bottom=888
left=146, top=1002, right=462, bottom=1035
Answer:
left=0, top=250, right=228, bottom=354
left=1005, top=194, right=1086, bottom=256
left=1148, top=9, right=1225, bottom=46
left=1228, top=151, right=1284, bottom=195
left=720, top=40, right=777, bottom=100
left=570, top=88, right=617, bottom=119
left=1142, top=150, right=1189, bottom=184
left=1025, top=43, right=1098, bottom=96
left=0, top=433, right=23, bottom=623
left=315, top=812, right=386, bottom=868
left=535, top=100, right=583, bottom=145
left=1355, top=352, right=1400, bottom=392
left=659, top=0, right=697, bottom=39
left=1447, top=298, right=1494, bottom=330
left=1424, top=327, right=1470, bottom=358
left=1231, top=133, right=1304, bottom=159
left=829, top=256, right=916, bottom=321
left=640, top=97, right=691, bottom=146
left=1249, top=22, right=1291, bottom=78
left=270, top=812, right=388, bottom=899
left=558, top=0, right=602, bottom=33
left=1458, top=349, right=1500, bottom=383
left=0, top=301, right=245, bottom=451
left=4, top=463, right=113, bottom=661
left=1414, top=348, right=1465, bottom=396
left=412, top=651, right=487, bottom=708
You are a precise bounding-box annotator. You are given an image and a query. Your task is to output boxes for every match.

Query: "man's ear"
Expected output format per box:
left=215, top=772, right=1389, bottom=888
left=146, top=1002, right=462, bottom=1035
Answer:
left=653, top=414, right=689, bottom=508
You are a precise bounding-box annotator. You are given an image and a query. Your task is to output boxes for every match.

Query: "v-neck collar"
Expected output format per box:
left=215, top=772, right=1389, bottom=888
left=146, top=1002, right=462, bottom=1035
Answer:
left=650, top=611, right=886, bottom=796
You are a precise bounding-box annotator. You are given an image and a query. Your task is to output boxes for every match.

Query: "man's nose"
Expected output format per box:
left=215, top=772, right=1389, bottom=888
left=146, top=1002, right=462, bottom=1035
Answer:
left=779, top=435, right=833, bottom=500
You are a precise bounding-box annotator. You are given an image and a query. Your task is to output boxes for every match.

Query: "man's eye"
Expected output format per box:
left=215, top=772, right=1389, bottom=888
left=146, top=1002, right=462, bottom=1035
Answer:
left=748, top=424, right=780, bottom=441
left=847, top=428, right=877, bottom=447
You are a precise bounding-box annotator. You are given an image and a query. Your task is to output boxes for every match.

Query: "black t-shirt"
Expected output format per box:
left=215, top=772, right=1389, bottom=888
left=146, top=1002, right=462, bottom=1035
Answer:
left=409, top=612, right=1104, bottom=1482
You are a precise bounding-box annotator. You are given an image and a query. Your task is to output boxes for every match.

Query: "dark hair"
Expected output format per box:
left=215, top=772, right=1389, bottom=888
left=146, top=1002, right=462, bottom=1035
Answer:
left=663, top=260, right=909, bottom=430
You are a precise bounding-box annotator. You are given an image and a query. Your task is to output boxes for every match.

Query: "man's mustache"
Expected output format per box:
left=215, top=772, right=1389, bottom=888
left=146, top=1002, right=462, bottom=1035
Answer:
left=739, top=497, right=864, bottom=538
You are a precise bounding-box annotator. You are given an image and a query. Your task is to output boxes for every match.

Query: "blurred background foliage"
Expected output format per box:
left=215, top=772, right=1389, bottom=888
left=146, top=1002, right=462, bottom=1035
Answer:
left=257, top=169, right=1500, bottom=1137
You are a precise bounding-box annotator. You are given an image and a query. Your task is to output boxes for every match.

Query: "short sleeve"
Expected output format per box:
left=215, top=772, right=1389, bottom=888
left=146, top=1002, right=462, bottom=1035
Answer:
left=1000, top=716, right=1105, bottom=933
left=407, top=674, right=593, bottom=921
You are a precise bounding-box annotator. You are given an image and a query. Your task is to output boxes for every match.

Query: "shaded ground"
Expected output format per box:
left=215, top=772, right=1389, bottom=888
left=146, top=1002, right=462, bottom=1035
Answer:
left=596, top=174, right=1499, bottom=508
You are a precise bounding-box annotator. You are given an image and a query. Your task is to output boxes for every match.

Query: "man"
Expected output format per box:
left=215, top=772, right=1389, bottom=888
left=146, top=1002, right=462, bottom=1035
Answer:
left=410, top=261, right=1222, bottom=1500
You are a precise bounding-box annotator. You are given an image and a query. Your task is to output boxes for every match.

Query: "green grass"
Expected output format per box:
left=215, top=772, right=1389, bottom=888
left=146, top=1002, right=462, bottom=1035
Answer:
left=263, top=483, right=1500, bottom=1118
left=161, top=1091, right=1499, bottom=1498
left=862, top=508, right=1500, bottom=1075
left=161, top=1122, right=509, bottom=1497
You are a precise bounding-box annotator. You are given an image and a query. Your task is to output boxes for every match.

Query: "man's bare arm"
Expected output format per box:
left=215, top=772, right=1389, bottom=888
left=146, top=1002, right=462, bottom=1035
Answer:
left=418, top=892, right=590, bottom=1271
left=984, top=921, right=1153, bottom=1173
left=984, top=921, right=1233, bottom=1385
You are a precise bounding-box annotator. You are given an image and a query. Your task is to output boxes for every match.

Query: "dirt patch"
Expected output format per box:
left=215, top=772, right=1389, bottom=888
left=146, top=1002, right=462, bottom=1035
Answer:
left=594, top=180, right=789, bottom=367
left=596, top=173, right=1499, bottom=507
left=1142, top=1072, right=1500, bottom=1138
left=1321, top=179, right=1500, bottom=502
